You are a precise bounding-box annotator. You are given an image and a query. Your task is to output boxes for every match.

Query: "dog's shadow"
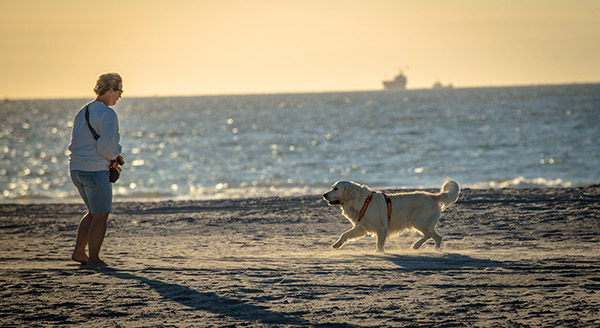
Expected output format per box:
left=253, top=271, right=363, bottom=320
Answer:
left=377, top=252, right=516, bottom=273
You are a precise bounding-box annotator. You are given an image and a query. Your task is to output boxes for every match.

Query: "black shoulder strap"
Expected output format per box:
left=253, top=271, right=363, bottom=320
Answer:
left=84, top=104, right=100, bottom=140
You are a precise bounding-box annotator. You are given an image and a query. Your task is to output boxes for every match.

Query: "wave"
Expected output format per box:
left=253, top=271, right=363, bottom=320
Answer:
left=467, top=177, right=574, bottom=189
left=180, top=185, right=325, bottom=201
left=0, top=177, right=587, bottom=204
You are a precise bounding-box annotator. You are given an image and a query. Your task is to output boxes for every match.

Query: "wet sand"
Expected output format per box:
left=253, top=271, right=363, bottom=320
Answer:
left=1, top=186, right=599, bottom=327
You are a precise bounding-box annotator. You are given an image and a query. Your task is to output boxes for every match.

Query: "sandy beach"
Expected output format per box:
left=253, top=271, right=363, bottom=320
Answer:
left=1, top=186, right=599, bottom=327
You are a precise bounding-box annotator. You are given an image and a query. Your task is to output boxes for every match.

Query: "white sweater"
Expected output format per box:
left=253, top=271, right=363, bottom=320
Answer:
left=68, top=101, right=122, bottom=172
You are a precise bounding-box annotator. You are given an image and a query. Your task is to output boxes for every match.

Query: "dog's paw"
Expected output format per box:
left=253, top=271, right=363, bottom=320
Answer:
left=332, top=241, right=343, bottom=249
left=375, top=248, right=385, bottom=253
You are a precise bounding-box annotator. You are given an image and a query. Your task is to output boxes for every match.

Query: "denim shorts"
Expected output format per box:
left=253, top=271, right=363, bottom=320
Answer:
left=70, top=170, right=112, bottom=213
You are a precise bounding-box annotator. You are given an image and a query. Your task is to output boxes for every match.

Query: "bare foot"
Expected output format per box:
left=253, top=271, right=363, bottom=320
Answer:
left=84, top=259, right=108, bottom=267
left=71, top=253, right=88, bottom=265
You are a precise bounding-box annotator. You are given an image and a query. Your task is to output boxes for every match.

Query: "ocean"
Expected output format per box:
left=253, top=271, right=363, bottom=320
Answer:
left=1, top=84, right=599, bottom=203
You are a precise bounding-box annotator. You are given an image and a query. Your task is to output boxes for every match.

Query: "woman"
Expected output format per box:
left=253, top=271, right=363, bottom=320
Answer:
left=68, top=73, right=124, bottom=266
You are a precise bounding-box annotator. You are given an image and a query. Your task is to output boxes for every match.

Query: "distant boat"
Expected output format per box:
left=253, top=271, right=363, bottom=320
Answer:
left=432, top=81, right=453, bottom=89
left=382, top=71, right=407, bottom=90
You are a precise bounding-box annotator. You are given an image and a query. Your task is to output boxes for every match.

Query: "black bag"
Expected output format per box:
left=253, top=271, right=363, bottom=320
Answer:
left=109, top=168, right=120, bottom=183
left=85, top=104, right=121, bottom=183
left=109, top=160, right=120, bottom=183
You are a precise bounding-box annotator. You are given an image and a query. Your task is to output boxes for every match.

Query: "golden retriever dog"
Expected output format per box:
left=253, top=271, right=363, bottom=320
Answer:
left=323, top=179, right=460, bottom=252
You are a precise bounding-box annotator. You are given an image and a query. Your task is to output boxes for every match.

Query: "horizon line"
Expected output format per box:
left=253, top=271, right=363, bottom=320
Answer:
left=4, top=81, right=599, bottom=101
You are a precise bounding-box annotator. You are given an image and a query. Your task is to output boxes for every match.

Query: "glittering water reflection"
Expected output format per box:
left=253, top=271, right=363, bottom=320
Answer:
left=1, top=85, right=599, bottom=201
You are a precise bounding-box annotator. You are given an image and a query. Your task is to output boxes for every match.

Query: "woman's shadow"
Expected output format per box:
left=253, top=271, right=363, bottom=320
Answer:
left=97, top=267, right=357, bottom=327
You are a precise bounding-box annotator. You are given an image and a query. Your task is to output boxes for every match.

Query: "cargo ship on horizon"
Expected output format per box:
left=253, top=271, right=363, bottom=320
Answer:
left=382, top=70, right=407, bottom=90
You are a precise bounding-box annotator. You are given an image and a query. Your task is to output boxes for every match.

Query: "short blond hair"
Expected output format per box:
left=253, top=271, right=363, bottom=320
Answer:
left=93, top=73, right=122, bottom=96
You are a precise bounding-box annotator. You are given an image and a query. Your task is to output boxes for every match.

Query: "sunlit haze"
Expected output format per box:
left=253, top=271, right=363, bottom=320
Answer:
left=1, top=0, right=599, bottom=99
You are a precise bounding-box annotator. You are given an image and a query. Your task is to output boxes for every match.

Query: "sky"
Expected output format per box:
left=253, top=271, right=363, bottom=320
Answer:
left=1, top=0, right=599, bottom=99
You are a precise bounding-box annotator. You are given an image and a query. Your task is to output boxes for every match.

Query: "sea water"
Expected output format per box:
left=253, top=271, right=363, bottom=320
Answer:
left=1, top=84, right=599, bottom=202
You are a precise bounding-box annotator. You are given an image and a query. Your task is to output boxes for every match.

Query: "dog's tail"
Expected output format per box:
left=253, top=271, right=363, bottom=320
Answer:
left=433, top=179, right=460, bottom=210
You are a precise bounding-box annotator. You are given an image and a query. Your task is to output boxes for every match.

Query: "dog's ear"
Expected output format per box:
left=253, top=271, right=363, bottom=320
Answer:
left=344, top=182, right=359, bottom=200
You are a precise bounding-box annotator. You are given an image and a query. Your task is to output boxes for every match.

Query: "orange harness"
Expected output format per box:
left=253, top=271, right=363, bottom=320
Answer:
left=357, top=192, right=391, bottom=222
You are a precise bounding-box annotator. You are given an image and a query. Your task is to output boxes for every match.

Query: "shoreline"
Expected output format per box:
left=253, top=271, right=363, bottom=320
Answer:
left=1, top=183, right=597, bottom=206
left=1, top=186, right=599, bottom=327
